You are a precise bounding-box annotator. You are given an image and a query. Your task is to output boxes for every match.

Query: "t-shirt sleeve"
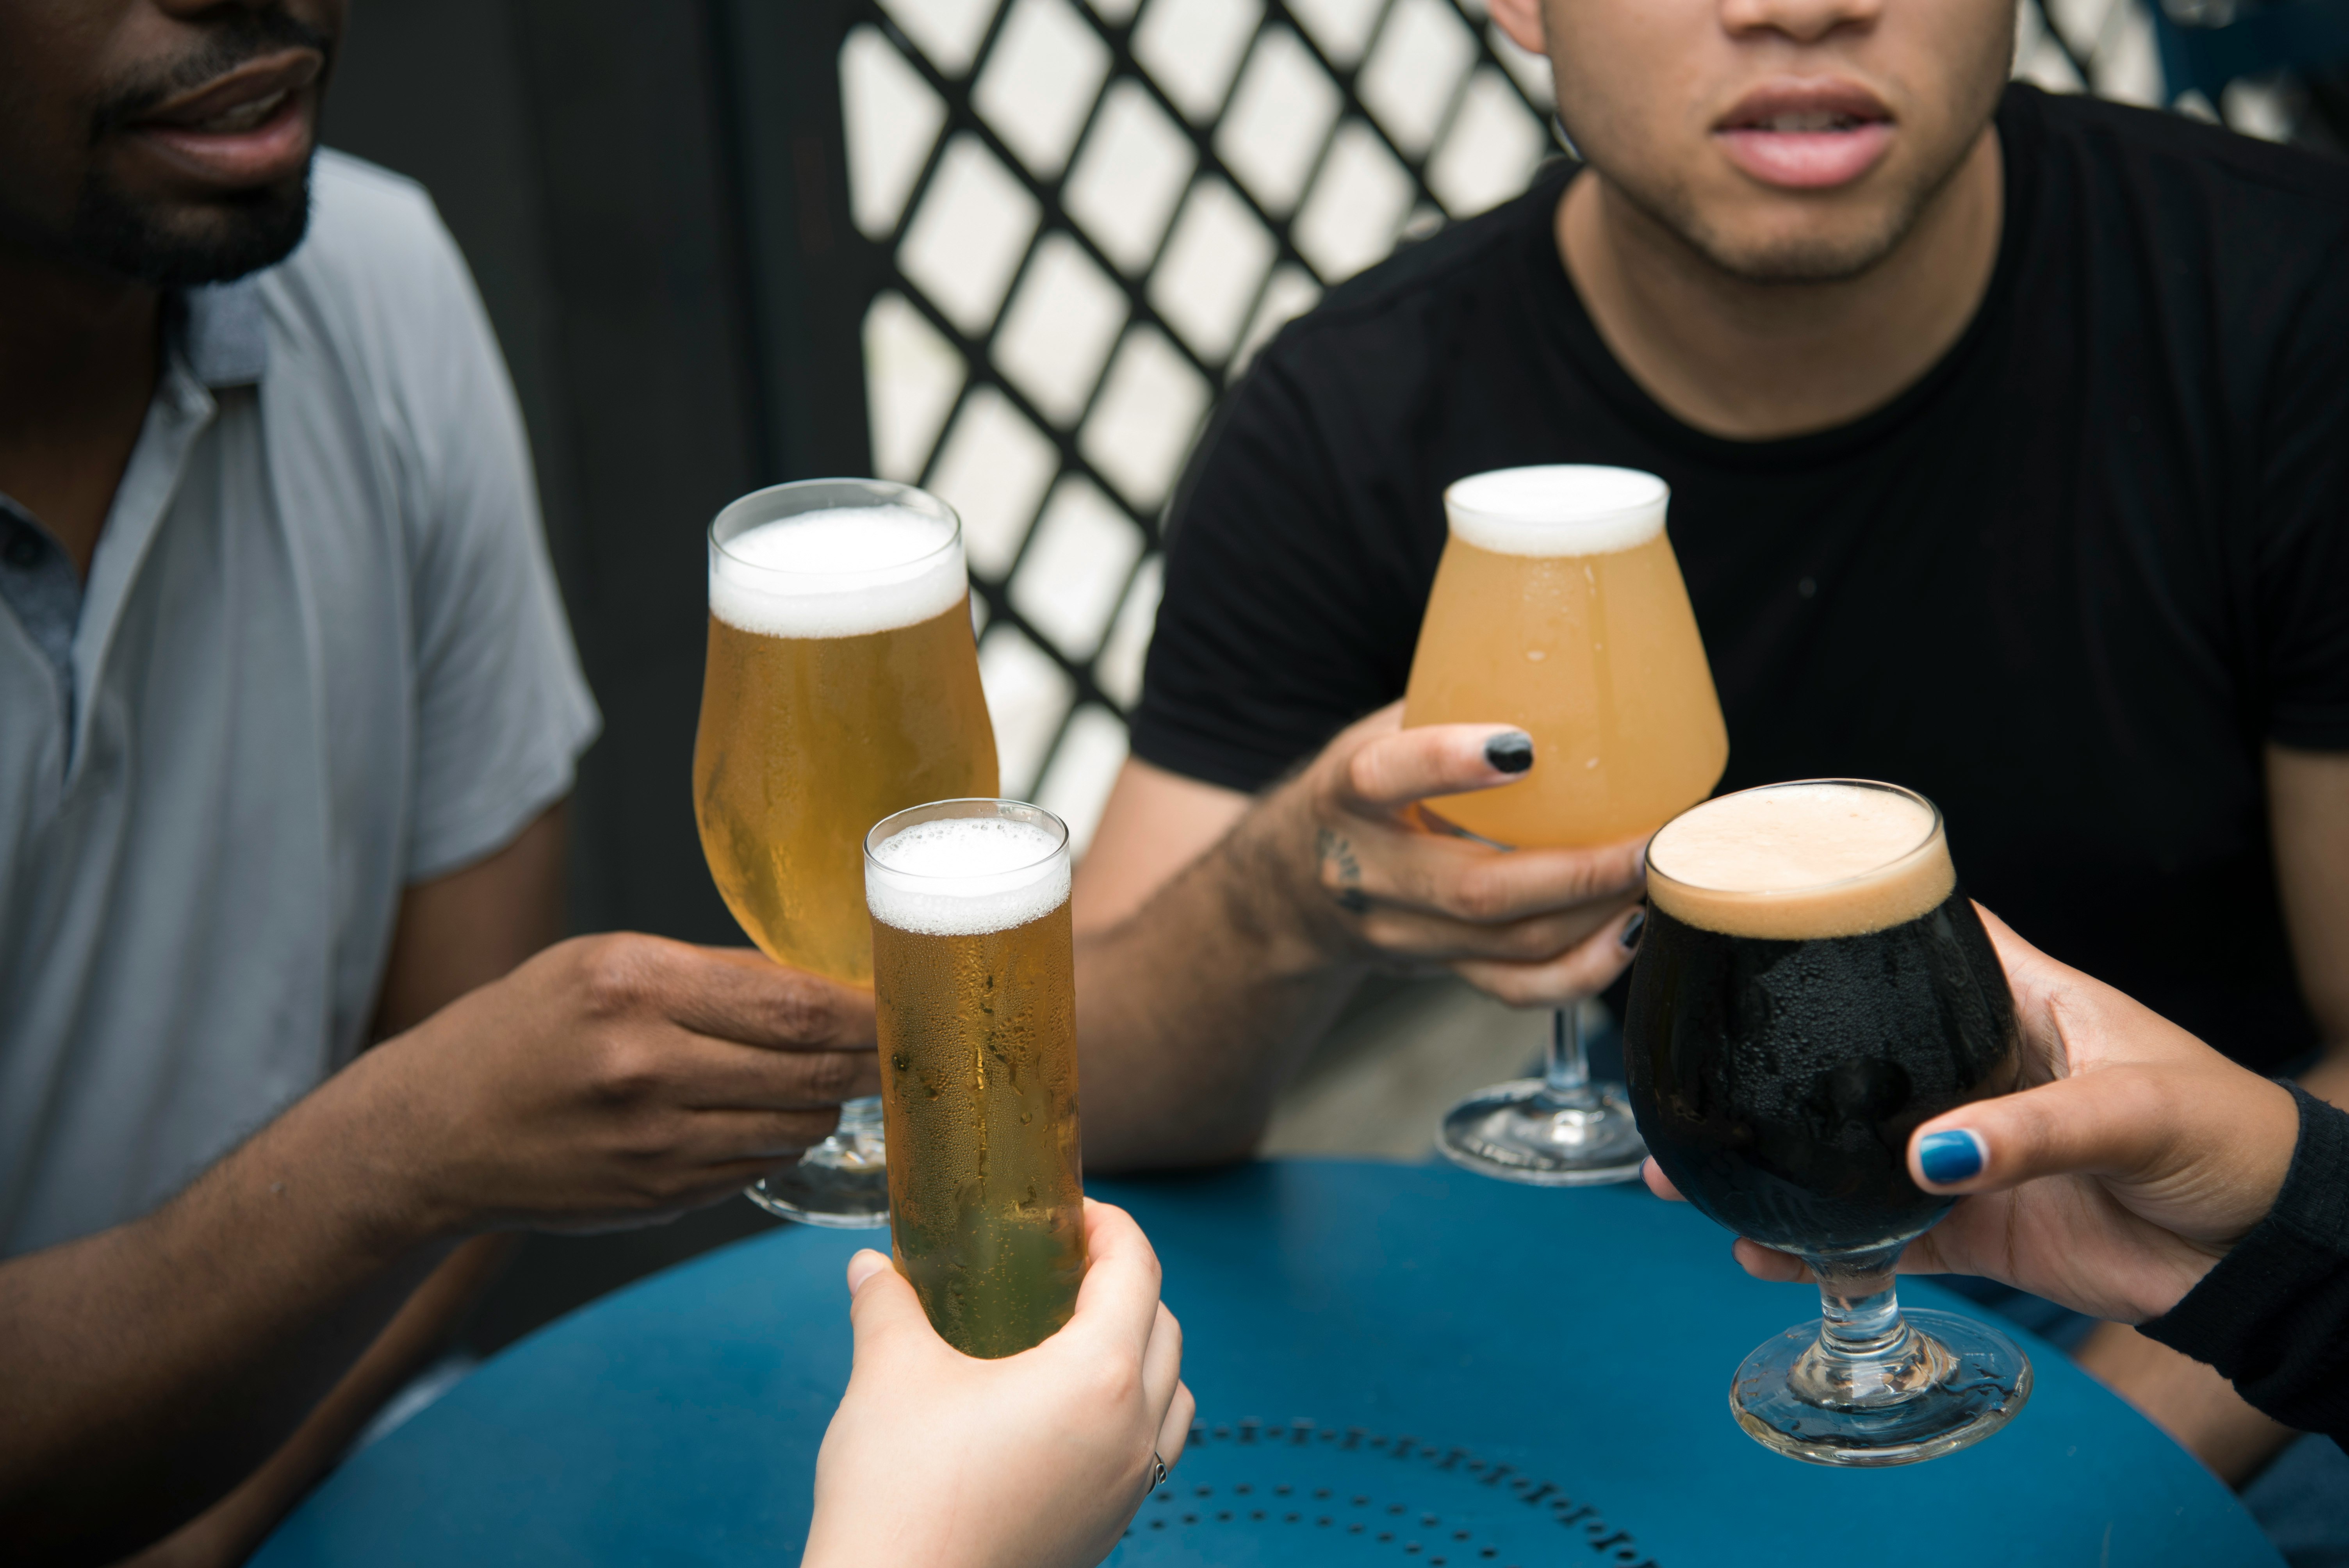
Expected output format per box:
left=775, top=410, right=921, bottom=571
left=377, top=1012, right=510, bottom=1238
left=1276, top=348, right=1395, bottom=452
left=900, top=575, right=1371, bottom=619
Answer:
left=1129, top=341, right=1419, bottom=793
left=2256, top=268, right=2349, bottom=752
left=390, top=201, right=601, bottom=882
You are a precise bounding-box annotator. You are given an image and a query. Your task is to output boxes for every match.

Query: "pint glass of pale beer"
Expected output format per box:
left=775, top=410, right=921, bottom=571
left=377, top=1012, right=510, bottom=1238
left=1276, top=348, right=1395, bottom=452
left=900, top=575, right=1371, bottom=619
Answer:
left=864, top=798, right=1085, bottom=1358
left=694, top=479, right=998, bottom=1226
left=1404, top=466, right=1727, bottom=1185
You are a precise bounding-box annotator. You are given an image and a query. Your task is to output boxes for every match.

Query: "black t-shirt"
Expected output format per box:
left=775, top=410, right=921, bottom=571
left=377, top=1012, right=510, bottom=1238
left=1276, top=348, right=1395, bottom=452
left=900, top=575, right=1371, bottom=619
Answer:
left=1132, top=84, right=2349, bottom=1073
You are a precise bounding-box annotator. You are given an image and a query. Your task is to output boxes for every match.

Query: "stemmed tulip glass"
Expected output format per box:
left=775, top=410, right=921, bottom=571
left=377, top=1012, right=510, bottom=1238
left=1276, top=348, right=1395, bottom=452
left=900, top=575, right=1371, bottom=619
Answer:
left=1404, top=467, right=1728, bottom=1185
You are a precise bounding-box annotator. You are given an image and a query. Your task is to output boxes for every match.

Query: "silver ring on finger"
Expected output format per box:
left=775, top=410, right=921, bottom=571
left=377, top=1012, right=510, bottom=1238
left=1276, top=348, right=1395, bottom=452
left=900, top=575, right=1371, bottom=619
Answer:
left=1151, top=1449, right=1168, bottom=1489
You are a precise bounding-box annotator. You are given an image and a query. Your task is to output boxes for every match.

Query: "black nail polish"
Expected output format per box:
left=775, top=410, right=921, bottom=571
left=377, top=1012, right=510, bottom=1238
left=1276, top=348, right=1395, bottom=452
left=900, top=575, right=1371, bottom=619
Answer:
left=1484, top=732, right=1533, bottom=774
left=1620, top=910, right=1645, bottom=950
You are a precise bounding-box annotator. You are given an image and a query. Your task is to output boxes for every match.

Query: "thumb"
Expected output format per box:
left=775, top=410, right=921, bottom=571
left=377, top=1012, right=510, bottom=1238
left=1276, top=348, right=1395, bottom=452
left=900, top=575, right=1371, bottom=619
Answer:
left=1908, top=1069, right=2171, bottom=1195
left=844, top=1248, right=940, bottom=1361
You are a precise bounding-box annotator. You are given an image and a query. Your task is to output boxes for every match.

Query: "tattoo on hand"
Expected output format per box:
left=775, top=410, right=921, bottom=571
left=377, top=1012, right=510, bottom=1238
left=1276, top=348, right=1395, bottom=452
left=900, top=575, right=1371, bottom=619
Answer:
left=1316, top=827, right=1369, bottom=914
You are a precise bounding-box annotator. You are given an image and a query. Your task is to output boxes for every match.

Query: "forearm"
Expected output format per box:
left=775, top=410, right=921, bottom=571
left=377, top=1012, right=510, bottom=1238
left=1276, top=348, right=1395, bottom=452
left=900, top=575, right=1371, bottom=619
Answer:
left=112, top=1236, right=515, bottom=1568
left=2075, top=1062, right=2349, bottom=1482
left=2140, top=1088, right=2349, bottom=1445
left=0, top=1059, right=451, bottom=1562
left=1078, top=791, right=1360, bottom=1169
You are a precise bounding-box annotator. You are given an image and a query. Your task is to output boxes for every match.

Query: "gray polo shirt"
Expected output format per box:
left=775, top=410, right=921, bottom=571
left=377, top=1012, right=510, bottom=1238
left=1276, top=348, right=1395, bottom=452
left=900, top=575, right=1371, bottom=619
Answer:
left=0, top=152, right=599, bottom=1256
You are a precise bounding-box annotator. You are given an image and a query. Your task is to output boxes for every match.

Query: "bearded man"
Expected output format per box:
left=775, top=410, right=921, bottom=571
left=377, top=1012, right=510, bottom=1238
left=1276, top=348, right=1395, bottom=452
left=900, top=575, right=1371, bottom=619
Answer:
left=1062, top=0, right=2349, bottom=1534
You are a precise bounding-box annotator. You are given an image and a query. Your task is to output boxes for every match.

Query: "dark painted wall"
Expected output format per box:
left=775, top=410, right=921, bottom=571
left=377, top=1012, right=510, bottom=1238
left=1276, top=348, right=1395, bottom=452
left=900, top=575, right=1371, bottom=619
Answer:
left=322, top=0, right=875, bottom=1345
left=325, top=0, right=873, bottom=948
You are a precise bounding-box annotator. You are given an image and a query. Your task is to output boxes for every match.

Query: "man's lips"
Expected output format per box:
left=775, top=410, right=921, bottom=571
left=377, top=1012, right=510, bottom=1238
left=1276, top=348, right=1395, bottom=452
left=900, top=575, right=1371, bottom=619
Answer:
left=123, top=50, right=323, bottom=187
left=1713, top=79, right=1895, bottom=191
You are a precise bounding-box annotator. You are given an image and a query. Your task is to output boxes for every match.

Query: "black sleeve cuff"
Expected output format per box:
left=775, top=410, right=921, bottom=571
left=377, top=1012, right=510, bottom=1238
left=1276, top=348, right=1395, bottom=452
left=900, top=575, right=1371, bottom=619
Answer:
left=2139, top=1085, right=2349, bottom=1441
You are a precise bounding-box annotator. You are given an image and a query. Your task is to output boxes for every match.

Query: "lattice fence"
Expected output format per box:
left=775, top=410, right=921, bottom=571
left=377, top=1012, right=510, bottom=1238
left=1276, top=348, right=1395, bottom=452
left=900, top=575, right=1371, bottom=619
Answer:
left=2017, top=0, right=2337, bottom=138
left=839, top=0, right=1559, bottom=850
left=839, top=0, right=2335, bottom=853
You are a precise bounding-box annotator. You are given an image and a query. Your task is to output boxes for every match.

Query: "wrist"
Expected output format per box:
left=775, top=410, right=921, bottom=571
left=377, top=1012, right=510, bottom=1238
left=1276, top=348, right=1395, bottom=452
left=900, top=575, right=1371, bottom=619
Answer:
left=271, top=1045, right=468, bottom=1256
left=1219, top=783, right=1355, bottom=977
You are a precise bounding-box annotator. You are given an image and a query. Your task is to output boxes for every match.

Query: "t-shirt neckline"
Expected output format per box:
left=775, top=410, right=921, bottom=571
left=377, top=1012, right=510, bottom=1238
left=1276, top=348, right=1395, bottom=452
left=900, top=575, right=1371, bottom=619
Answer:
left=1527, top=83, right=2044, bottom=473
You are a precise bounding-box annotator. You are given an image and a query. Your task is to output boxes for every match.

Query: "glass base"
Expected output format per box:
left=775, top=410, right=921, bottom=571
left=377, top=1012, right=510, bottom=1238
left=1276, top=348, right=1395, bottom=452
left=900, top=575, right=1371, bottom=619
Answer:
left=1731, top=1308, right=2032, bottom=1466
left=745, top=1097, right=891, bottom=1229
left=1435, top=1078, right=1649, bottom=1186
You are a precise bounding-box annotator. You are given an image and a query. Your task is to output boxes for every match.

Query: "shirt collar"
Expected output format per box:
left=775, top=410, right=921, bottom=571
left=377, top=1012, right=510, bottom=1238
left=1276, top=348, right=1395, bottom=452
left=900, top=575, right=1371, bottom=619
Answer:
left=175, top=277, right=268, bottom=388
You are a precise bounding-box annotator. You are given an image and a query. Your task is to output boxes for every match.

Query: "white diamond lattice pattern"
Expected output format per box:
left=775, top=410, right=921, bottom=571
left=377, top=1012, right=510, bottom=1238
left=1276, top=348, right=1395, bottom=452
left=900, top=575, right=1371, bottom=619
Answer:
left=848, top=0, right=1555, bottom=847
left=2014, top=0, right=2320, bottom=141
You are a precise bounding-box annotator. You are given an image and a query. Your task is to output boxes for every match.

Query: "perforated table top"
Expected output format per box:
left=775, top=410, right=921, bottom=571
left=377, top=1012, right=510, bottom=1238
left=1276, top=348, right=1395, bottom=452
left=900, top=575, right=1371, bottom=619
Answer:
left=255, top=1160, right=2278, bottom=1566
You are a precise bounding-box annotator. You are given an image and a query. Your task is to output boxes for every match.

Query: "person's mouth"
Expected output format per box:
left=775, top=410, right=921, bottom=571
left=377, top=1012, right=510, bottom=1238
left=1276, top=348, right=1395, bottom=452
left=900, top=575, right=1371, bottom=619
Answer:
left=1713, top=80, right=1895, bottom=191
left=125, top=50, right=323, bottom=188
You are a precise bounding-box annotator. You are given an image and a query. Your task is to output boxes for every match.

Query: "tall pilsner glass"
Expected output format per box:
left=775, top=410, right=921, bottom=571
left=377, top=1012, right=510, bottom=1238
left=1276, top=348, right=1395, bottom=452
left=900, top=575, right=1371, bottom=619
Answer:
left=866, top=799, right=1086, bottom=1357
left=1405, top=467, right=1727, bottom=1184
left=1626, top=780, right=2032, bottom=1465
left=693, top=479, right=998, bottom=1227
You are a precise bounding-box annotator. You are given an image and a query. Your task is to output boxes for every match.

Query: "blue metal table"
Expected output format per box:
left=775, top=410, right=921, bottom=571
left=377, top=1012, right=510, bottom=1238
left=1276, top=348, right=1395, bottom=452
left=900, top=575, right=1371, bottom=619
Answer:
left=255, top=1161, right=2278, bottom=1567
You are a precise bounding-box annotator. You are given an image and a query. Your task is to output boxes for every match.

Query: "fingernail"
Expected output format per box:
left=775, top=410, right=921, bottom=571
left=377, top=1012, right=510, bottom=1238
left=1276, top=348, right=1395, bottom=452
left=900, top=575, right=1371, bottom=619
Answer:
left=1484, top=731, right=1533, bottom=774
left=1917, top=1130, right=1985, bottom=1186
left=1620, top=910, right=1645, bottom=949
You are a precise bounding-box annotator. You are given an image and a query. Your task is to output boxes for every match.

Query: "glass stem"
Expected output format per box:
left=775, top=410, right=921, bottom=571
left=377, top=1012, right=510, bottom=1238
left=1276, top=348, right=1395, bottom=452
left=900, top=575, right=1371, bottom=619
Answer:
left=1542, top=1005, right=1598, bottom=1110
left=1816, top=1262, right=1905, bottom=1360
left=1790, top=1249, right=1942, bottom=1409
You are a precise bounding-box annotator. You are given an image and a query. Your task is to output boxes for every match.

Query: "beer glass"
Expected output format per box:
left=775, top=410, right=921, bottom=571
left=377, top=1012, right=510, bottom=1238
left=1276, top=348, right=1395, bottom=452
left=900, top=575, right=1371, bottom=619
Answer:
left=1624, top=780, right=2032, bottom=1465
left=865, top=798, right=1086, bottom=1357
left=1404, top=467, right=1727, bottom=1184
left=693, top=479, right=999, bottom=1227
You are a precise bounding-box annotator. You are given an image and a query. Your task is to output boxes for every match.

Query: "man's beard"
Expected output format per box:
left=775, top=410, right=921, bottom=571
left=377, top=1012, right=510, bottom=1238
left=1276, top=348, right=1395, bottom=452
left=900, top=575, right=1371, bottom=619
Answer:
left=68, top=6, right=330, bottom=288
left=67, top=168, right=312, bottom=289
left=1610, top=169, right=1946, bottom=287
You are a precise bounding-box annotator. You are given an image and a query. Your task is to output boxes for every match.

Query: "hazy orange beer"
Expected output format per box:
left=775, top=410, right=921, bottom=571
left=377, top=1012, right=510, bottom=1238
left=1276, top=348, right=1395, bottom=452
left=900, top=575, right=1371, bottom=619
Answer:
left=1403, top=465, right=1726, bottom=848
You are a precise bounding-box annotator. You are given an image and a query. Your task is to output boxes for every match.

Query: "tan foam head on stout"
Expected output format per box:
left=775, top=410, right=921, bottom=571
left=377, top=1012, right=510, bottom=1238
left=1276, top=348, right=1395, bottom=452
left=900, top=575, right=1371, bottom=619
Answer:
left=1645, top=781, right=1953, bottom=940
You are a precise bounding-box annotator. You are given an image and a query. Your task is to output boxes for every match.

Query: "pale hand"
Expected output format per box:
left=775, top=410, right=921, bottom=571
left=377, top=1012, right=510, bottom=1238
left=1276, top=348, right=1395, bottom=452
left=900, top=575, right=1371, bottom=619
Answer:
left=1261, top=701, right=1648, bottom=1006
left=802, top=1200, right=1194, bottom=1568
left=342, top=933, right=881, bottom=1237
left=1647, top=906, right=2299, bottom=1324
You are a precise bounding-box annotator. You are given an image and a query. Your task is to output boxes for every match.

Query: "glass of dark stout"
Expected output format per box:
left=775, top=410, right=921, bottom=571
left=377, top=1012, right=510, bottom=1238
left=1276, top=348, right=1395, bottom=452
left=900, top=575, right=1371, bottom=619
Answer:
left=1624, top=780, right=2032, bottom=1466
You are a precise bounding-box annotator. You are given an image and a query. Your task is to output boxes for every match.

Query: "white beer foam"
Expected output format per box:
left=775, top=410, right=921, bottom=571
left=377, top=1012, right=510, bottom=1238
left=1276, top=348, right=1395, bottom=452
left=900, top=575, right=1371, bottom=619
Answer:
left=1444, top=465, right=1667, bottom=558
left=866, top=816, right=1071, bottom=937
left=1647, top=782, right=1955, bottom=940
left=710, top=506, right=968, bottom=639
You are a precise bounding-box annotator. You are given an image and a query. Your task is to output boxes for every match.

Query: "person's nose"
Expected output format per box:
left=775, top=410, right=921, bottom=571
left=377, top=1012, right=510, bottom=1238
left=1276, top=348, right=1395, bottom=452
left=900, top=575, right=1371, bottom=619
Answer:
left=1719, top=0, right=1885, bottom=45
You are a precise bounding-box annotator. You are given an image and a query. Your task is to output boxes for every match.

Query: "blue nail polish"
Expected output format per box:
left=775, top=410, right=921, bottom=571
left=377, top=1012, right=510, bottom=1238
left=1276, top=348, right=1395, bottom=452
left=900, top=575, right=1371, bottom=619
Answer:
left=1620, top=910, right=1645, bottom=950
left=1917, top=1130, right=1984, bottom=1186
left=1484, top=732, right=1533, bottom=774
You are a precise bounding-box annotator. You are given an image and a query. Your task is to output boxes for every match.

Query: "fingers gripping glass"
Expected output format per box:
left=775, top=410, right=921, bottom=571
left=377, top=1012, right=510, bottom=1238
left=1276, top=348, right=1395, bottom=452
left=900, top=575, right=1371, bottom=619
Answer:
left=1624, top=781, right=2032, bottom=1465
left=1402, top=467, right=1729, bottom=1185
left=692, top=478, right=1000, bottom=1228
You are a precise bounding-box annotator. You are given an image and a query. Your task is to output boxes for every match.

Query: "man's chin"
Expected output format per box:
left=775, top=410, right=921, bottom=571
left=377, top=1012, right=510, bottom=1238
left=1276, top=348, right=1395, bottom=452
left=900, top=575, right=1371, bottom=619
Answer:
left=1691, top=225, right=1912, bottom=286
left=67, top=170, right=313, bottom=289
